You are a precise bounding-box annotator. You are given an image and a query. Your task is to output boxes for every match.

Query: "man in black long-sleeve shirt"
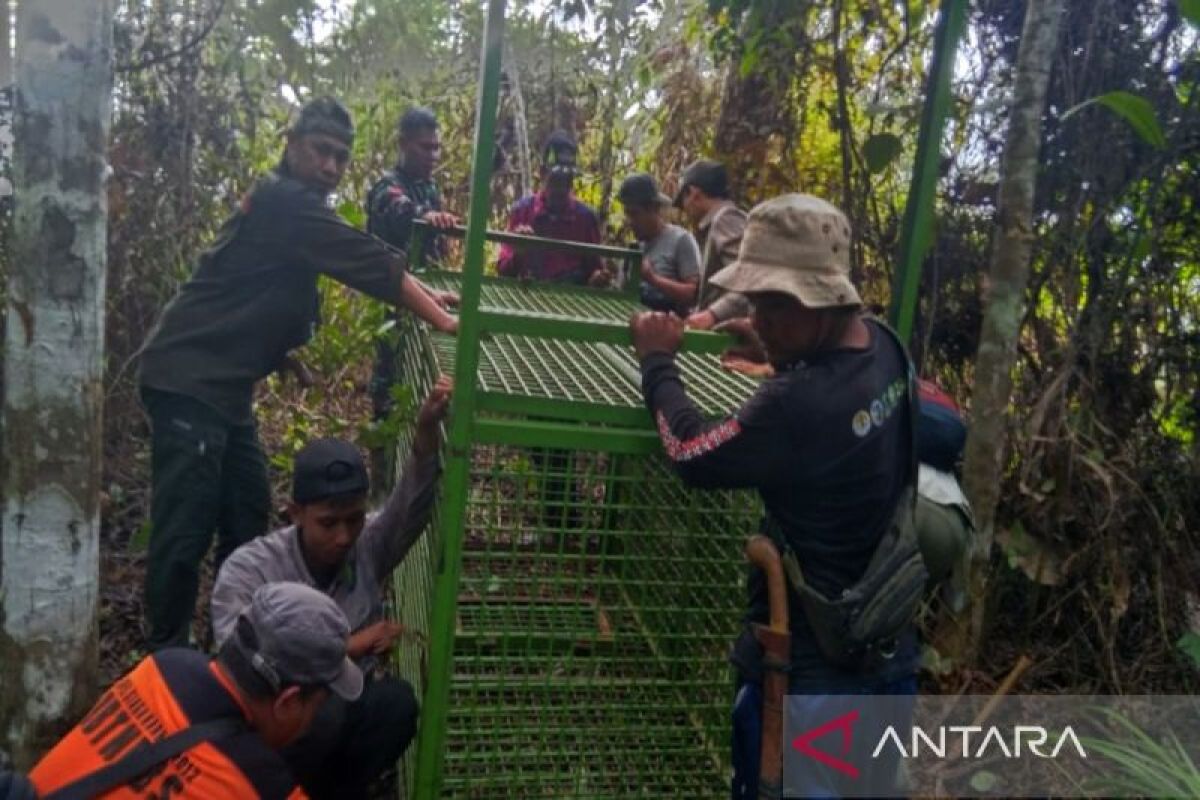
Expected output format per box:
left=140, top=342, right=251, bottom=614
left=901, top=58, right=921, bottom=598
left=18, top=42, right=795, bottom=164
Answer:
left=630, top=194, right=918, bottom=799
left=138, top=97, right=458, bottom=651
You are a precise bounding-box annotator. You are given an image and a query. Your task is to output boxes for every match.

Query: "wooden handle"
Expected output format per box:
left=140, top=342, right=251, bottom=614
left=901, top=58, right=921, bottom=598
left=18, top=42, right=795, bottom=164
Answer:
left=745, top=535, right=788, bottom=633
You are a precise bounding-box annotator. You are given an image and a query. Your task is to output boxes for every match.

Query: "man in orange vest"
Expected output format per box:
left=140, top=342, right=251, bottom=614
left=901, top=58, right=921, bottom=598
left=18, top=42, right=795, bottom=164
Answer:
left=29, top=582, right=360, bottom=799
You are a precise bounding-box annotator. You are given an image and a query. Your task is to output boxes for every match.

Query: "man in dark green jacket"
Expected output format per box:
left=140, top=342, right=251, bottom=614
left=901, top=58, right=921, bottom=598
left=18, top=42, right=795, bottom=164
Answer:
left=137, top=97, right=457, bottom=651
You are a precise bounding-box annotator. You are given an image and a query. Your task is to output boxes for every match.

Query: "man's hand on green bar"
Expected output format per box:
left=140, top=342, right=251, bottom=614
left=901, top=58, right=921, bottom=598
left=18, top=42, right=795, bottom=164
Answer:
left=630, top=310, right=685, bottom=360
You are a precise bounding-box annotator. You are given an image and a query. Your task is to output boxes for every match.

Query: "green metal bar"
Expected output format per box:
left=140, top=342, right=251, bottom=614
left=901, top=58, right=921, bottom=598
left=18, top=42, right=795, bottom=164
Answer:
left=412, top=219, right=641, bottom=260
left=410, top=224, right=427, bottom=272
left=889, top=0, right=968, bottom=343
left=476, top=309, right=732, bottom=355
left=476, top=390, right=652, bottom=427
left=413, top=0, right=505, bottom=795
left=474, top=418, right=663, bottom=454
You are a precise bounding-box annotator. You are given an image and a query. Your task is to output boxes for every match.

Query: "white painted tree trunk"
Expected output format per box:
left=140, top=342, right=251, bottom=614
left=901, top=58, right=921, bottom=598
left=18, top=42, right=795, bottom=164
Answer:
left=1, top=1, right=12, bottom=210
left=1, top=0, right=114, bottom=768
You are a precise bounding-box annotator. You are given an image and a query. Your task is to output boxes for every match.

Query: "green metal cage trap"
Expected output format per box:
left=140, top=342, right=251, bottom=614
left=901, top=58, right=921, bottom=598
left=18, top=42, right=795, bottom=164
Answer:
left=380, top=0, right=967, bottom=795
left=390, top=271, right=763, bottom=799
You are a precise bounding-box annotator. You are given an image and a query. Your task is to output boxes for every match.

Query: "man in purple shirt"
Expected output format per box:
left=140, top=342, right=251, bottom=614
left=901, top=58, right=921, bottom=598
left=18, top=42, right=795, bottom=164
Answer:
left=496, top=131, right=607, bottom=285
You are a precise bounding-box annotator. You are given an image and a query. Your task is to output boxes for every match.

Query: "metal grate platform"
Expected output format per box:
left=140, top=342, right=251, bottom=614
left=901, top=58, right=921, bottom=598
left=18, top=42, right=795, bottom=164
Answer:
left=420, top=271, right=758, bottom=419
left=421, top=270, right=646, bottom=324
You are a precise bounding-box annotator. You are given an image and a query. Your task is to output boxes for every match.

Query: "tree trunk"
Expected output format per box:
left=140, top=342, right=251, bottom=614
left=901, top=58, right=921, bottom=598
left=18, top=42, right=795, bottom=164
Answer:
left=594, top=0, right=632, bottom=233
left=957, top=0, right=1064, bottom=661
left=1, top=0, right=114, bottom=768
left=1, top=0, right=12, bottom=211
left=713, top=1, right=806, bottom=202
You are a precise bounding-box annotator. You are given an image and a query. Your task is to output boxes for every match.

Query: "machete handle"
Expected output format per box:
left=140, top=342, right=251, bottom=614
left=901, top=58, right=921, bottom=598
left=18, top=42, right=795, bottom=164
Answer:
left=745, top=535, right=788, bottom=634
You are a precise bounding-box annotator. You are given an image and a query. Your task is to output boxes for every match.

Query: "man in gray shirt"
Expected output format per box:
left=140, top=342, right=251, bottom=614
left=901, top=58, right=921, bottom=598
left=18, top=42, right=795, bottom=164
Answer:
left=618, top=173, right=702, bottom=315
left=210, top=377, right=451, bottom=799
left=673, top=159, right=752, bottom=329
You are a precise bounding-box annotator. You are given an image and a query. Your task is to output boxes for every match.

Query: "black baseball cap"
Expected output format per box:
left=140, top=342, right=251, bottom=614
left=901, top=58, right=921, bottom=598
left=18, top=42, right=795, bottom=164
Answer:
left=542, top=130, right=580, bottom=177
left=674, top=159, right=730, bottom=207
left=618, top=173, right=671, bottom=209
left=292, top=438, right=369, bottom=504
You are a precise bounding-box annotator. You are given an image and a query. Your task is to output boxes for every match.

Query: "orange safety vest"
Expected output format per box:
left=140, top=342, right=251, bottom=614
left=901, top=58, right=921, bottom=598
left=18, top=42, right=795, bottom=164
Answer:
left=30, top=650, right=306, bottom=799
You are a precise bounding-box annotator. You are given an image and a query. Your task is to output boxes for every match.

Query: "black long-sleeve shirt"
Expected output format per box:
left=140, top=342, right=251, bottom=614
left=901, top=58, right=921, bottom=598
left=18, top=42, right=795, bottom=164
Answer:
left=640, top=318, right=917, bottom=685
left=139, top=171, right=406, bottom=423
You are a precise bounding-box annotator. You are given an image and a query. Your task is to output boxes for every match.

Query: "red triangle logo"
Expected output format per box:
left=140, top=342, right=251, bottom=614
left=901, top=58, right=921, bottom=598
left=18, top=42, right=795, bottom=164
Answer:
left=790, top=709, right=861, bottom=779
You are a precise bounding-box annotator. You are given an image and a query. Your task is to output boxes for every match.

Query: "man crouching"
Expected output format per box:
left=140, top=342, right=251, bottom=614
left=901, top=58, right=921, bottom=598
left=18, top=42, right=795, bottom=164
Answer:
left=211, top=377, right=452, bottom=799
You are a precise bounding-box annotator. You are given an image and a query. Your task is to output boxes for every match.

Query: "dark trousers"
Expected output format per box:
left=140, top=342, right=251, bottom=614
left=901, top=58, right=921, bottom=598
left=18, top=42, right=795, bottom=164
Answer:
left=283, top=675, right=420, bottom=800
left=143, top=389, right=269, bottom=650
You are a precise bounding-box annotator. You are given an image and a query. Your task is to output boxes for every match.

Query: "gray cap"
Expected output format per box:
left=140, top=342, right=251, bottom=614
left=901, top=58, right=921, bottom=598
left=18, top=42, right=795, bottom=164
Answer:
left=618, top=173, right=671, bottom=209
left=674, top=159, right=730, bottom=206
left=235, top=582, right=363, bottom=701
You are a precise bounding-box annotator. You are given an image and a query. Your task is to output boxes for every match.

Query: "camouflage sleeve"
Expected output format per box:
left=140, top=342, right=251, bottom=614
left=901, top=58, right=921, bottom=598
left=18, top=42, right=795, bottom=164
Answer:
left=367, top=176, right=436, bottom=251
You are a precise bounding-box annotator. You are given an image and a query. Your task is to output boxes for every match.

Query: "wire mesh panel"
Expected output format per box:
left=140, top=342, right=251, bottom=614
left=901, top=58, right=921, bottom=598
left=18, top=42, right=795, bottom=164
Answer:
left=390, top=278, right=762, bottom=798
left=421, top=270, right=645, bottom=324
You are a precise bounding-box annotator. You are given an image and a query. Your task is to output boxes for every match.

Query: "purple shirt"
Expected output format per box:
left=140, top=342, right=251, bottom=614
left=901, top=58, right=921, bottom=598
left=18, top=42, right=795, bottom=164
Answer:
left=496, top=191, right=602, bottom=283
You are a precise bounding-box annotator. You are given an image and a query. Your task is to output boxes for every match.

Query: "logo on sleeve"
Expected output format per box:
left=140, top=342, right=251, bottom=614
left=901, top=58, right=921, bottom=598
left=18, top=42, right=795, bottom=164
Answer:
left=870, top=400, right=885, bottom=427
left=852, top=410, right=872, bottom=438
left=851, top=378, right=907, bottom=438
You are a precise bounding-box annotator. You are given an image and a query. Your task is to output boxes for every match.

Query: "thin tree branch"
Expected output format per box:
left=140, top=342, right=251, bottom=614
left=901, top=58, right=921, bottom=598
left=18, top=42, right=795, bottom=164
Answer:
left=116, top=0, right=226, bottom=74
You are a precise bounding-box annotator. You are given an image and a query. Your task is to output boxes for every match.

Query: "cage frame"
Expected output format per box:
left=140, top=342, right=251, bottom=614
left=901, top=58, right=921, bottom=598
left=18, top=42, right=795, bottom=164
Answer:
left=400, top=0, right=967, bottom=795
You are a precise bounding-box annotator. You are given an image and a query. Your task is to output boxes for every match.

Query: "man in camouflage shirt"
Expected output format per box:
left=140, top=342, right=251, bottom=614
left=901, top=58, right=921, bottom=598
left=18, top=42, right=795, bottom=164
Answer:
left=366, top=107, right=458, bottom=261
left=366, top=107, right=459, bottom=469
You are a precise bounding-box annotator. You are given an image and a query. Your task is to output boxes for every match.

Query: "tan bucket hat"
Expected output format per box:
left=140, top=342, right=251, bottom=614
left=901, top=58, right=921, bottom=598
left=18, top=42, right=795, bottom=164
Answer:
left=708, top=193, right=862, bottom=308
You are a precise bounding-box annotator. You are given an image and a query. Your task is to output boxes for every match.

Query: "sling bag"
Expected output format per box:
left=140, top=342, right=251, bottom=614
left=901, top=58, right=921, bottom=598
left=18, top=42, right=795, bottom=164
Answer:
left=767, top=320, right=928, bottom=672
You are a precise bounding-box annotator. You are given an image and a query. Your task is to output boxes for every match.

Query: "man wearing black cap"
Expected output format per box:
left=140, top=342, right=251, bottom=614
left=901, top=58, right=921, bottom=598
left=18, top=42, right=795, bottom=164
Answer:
left=618, top=173, right=702, bottom=315
left=137, top=96, right=459, bottom=653
left=30, top=582, right=360, bottom=799
left=209, top=377, right=451, bottom=799
left=673, top=159, right=752, bottom=329
left=496, top=131, right=607, bottom=285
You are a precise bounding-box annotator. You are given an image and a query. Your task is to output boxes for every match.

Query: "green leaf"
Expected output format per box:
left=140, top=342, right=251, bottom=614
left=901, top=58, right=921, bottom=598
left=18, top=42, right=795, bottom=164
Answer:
left=128, top=520, right=152, bottom=553
left=862, top=133, right=903, bottom=174
left=996, top=520, right=1066, bottom=586
left=1181, top=0, right=1200, bottom=28
left=1095, top=92, right=1167, bottom=149
left=1179, top=632, right=1200, bottom=670
left=1062, top=91, right=1166, bottom=150
left=1132, top=235, right=1153, bottom=262
left=738, top=48, right=760, bottom=78
left=920, top=644, right=955, bottom=676
left=336, top=200, right=366, bottom=229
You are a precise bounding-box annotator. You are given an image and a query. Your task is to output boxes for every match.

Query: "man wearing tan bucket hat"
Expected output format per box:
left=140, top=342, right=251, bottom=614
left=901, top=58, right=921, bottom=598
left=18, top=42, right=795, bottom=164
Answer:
left=630, top=194, right=920, bottom=799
